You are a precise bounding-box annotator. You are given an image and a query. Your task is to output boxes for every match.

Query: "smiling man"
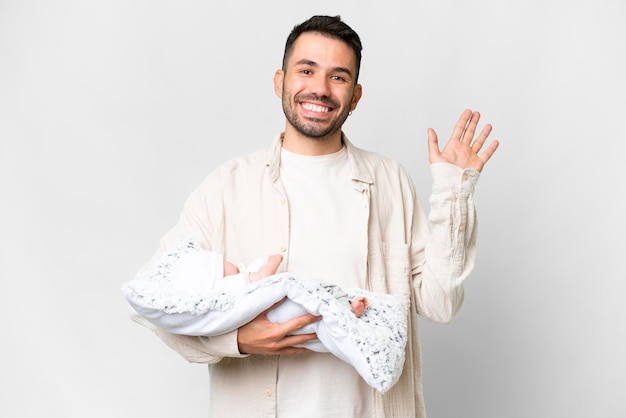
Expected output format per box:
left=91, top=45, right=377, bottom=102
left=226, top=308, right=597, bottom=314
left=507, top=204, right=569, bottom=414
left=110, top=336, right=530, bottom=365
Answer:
left=276, top=31, right=362, bottom=151
left=131, top=15, right=499, bottom=418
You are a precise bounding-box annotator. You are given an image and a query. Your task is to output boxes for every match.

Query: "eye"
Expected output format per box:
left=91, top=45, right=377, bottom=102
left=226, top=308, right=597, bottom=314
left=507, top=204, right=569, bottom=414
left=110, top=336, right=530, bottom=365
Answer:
left=331, top=75, right=347, bottom=82
left=300, top=69, right=313, bottom=75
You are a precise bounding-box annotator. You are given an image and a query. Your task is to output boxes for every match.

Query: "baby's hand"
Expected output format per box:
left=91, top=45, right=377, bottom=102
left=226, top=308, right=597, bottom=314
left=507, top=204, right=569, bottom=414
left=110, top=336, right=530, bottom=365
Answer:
left=249, top=254, right=283, bottom=282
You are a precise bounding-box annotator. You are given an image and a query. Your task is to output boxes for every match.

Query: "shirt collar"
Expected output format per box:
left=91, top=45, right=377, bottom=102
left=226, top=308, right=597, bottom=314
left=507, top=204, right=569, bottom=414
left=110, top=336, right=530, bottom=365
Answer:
left=265, top=132, right=374, bottom=185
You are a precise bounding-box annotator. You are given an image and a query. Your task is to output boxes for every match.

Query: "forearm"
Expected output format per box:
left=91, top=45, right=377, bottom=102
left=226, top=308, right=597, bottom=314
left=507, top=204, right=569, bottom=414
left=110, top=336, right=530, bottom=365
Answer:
left=131, top=309, right=246, bottom=363
left=413, top=163, right=479, bottom=323
left=128, top=174, right=242, bottom=362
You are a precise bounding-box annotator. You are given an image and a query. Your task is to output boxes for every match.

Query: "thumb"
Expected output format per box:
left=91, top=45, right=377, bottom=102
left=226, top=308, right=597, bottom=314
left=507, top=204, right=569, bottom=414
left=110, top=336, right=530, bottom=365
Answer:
left=427, top=128, right=440, bottom=163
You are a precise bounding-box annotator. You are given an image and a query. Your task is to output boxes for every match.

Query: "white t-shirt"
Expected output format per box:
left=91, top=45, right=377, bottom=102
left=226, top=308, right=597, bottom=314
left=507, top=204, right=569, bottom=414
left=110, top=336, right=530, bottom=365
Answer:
left=279, top=146, right=366, bottom=288
left=277, top=145, right=371, bottom=417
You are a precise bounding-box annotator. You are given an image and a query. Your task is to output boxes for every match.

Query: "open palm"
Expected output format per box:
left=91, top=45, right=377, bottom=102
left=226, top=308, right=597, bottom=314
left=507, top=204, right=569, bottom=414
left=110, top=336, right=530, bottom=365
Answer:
left=428, top=109, right=499, bottom=172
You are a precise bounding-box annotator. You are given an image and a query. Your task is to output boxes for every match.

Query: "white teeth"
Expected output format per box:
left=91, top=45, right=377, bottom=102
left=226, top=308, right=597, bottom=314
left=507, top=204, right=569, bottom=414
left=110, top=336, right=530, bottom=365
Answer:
left=302, top=103, right=330, bottom=113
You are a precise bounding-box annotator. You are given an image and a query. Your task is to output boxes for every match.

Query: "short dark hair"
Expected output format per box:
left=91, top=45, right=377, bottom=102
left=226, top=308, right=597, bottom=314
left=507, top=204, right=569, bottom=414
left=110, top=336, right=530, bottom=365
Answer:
left=282, top=15, right=363, bottom=82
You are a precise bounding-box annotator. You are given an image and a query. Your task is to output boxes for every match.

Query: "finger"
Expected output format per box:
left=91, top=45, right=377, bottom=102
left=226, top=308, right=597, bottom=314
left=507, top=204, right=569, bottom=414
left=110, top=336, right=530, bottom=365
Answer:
left=282, top=332, right=318, bottom=348
left=450, top=109, right=472, bottom=142
left=470, top=123, right=492, bottom=152
left=263, top=330, right=318, bottom=354
left=281, top=313, right=321, bottom=335
left=262, top=297, right=288, bottom=316
left=273, top=346, right=310, bottom=355
left=460, top=111, right=480, bottom=143
left=427, top=128, right=440, bottom=163
left=479, top=140, right=500, bottom=165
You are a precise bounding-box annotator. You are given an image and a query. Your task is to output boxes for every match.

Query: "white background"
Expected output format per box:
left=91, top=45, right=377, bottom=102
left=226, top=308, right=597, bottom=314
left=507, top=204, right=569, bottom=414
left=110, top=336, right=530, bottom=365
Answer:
left=1, top=0, right=624, bottom=417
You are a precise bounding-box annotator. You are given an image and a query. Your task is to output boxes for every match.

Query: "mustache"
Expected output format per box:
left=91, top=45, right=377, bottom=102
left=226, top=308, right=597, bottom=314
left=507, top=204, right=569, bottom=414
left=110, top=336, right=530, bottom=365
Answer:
left=295, top=94, right=339, bottom=109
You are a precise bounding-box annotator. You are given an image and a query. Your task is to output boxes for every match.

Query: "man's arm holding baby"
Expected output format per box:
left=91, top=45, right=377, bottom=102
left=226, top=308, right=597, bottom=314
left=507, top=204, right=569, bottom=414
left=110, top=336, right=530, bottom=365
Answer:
left=237, top=300, right=321, bottom=355
left=230, top=254, right=321, bottom=355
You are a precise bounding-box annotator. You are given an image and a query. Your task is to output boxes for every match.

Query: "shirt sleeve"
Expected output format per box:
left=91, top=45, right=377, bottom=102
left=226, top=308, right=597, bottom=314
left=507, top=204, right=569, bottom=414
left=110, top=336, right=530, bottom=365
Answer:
left=131, top=309, right=247, bottom=363
left=412, top=162, right=480, bottom=324
left=129, top=170, right=247, bottom=362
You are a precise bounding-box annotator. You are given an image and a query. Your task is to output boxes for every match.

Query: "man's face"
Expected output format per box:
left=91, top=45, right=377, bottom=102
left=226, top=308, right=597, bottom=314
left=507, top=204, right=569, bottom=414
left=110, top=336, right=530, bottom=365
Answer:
left=275, top=32, right=362, bottom=140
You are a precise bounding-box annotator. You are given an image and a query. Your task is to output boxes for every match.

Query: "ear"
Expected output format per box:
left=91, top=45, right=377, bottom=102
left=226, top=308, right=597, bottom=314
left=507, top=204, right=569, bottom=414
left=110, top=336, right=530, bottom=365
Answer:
left=273, top=70, right=284, bottom=98
left=350, top=83, right=363, bottom=111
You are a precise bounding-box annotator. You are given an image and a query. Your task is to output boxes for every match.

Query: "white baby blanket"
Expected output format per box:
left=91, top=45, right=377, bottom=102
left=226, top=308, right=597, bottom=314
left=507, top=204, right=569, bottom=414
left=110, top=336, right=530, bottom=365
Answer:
left=123, top=237, right=408, bottom=393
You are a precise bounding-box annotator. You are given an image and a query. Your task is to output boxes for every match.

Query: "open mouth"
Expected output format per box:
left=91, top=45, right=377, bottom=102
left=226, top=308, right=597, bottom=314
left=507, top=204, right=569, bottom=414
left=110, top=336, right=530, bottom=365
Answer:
left=301, top=102, right=332, bottom=113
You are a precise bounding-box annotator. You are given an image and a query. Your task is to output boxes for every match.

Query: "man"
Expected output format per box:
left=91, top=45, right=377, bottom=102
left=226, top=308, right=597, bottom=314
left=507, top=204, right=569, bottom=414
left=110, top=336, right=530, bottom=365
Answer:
left=132, top=15, right=499, bottom=417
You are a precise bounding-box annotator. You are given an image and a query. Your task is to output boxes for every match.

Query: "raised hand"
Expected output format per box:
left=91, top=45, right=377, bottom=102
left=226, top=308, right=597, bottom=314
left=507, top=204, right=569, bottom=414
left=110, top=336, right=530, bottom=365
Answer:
left=427, top=109, right=499, bottom=172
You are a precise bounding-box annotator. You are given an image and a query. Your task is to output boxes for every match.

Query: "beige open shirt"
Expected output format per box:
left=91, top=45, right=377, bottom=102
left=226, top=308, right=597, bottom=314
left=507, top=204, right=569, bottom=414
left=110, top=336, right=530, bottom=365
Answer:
left=132, top=134, right=480, bottom=417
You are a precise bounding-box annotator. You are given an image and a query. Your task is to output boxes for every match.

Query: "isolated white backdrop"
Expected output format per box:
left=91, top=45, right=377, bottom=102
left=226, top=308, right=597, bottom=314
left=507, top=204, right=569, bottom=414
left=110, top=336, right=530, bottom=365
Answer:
left=1, top=1, right=624, bottom=417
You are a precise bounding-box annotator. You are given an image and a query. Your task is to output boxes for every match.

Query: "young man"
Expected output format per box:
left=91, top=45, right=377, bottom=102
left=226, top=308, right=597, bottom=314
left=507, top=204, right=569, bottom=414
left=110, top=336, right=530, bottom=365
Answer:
left=132, top=15, right=499, bottom=417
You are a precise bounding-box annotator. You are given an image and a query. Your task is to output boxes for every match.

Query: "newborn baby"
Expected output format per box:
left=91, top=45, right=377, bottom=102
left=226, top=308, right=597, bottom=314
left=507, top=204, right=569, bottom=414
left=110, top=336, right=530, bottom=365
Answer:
left=223, top=254, right=369, bottom=319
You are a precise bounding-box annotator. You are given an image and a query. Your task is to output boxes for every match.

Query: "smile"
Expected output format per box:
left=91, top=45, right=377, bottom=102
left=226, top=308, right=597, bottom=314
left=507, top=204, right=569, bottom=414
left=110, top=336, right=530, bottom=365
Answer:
left=301, top=102, right=332, bottom=113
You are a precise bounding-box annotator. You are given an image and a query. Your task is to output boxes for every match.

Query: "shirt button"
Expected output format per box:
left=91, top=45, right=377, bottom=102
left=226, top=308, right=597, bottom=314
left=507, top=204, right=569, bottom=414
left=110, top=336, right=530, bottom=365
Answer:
left=265, top=389, right=272, bottom=397
left=280, top=197, right=286, bottom=205
left=459, top=225, right=465, bottom=232
left=279, top=245, right=286, bottom=253
left=462, top=172, right=469, bottom=181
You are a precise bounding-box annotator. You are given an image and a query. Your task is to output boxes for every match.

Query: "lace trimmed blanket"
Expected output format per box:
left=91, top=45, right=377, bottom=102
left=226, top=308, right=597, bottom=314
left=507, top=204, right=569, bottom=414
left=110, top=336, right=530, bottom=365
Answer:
left=123, top=238, right=408, bottom=393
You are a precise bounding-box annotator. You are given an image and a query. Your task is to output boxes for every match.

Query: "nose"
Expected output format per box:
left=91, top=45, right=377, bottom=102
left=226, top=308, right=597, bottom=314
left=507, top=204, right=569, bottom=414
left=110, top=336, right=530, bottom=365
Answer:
left=309, top=74, right=331, bottom=97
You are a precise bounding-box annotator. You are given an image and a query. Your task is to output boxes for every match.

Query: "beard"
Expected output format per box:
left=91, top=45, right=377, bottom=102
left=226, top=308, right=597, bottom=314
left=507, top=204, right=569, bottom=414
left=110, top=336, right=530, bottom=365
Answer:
left=281, top=92, right=352, bottom=139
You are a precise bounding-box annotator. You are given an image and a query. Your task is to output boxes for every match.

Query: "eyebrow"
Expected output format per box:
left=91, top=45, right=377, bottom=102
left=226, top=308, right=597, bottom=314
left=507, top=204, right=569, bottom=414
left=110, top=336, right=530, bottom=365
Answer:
left=294, top=59, right=354, bottom=79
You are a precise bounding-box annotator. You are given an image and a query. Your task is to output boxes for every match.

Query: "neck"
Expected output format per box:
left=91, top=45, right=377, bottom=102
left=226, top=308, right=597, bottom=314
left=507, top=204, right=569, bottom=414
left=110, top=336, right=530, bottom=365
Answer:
left=281, top=126, right=343, bottom=156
